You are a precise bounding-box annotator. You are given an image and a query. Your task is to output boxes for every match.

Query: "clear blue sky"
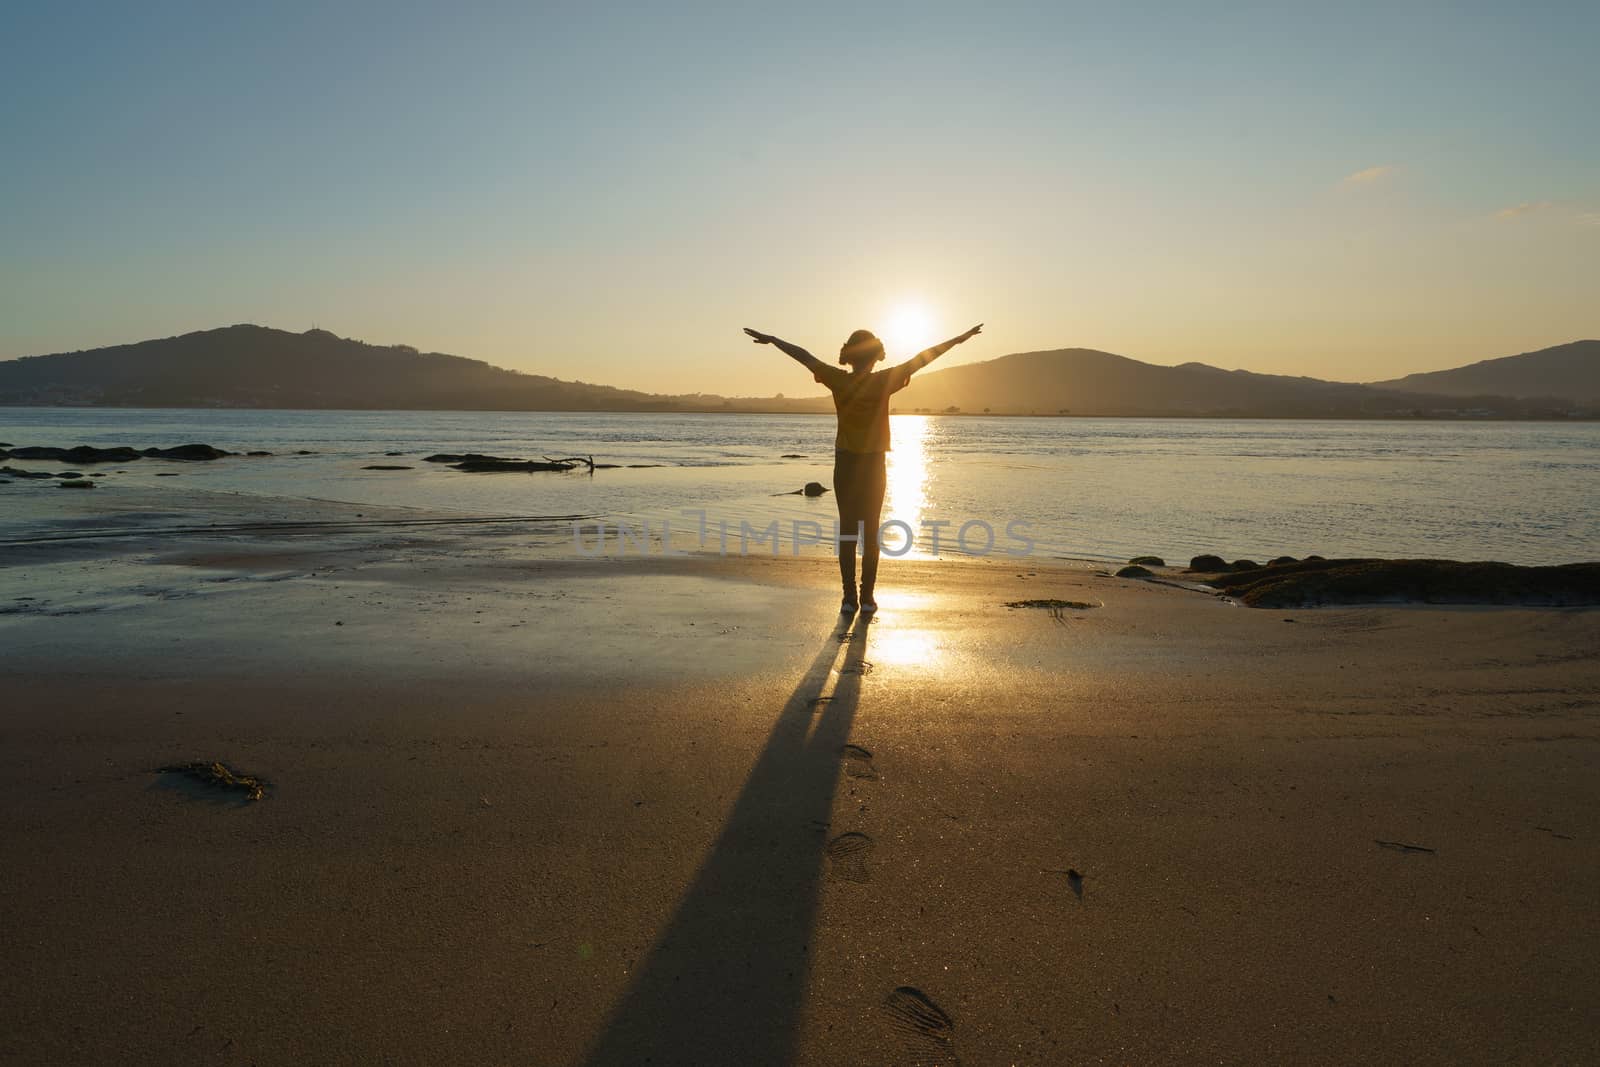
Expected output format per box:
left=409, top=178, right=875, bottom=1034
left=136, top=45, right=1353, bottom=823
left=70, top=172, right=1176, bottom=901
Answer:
left=2, top=2, right=1595, bottom=394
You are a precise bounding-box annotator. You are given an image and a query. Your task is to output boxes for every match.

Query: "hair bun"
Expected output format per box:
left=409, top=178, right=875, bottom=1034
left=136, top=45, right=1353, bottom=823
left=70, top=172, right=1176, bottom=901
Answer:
left=839, top=329, right=884, bottom=365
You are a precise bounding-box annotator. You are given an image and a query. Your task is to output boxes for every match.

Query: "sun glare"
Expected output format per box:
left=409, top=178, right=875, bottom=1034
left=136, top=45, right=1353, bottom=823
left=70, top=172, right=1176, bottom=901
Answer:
left=879, top=302, right=937, bottom=357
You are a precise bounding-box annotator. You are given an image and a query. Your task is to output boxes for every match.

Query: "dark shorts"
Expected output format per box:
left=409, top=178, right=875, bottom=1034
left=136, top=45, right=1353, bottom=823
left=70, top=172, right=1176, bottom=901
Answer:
left=833, top=449, right=887, bottom=520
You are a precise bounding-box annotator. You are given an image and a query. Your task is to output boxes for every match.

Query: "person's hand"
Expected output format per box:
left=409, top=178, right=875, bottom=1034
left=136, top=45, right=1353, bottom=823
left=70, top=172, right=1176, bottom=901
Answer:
left=743, top=328, right=775, bottom=345
left=960, top=323, right=983, bottom=342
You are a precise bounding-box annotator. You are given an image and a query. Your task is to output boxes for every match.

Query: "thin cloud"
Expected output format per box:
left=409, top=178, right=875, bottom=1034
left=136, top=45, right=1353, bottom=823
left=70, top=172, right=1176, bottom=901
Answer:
left=1342, top=164, right=1396, bottom=186
left=1495, top=201, right=1554, bottom=219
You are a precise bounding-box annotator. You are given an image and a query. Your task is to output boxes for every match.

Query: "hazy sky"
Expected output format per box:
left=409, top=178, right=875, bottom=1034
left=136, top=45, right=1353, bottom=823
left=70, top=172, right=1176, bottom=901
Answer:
left=3, top=2, right=1596, bottom=395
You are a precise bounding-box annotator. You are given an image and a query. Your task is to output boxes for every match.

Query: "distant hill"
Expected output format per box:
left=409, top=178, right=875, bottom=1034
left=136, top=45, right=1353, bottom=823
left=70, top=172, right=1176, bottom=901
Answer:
left=890, top=347, right=1581, bottom=417
left=0, top=325, right=1592, bottom=417
left=0, top=325, right=719, bottom=411
left=1369, top=340, right=1599, bottom=403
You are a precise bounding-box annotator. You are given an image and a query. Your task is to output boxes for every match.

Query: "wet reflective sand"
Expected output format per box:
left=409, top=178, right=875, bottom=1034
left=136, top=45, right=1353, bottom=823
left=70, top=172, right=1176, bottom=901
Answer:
left=2, top=489, right=1597, bottom=1064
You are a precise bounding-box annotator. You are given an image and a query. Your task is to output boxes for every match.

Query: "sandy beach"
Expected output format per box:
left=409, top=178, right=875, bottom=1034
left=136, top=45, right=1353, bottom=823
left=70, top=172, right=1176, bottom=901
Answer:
left=2, top=486, right=1597, bottom=1065
left=8, top=1, right=1598, bottom=1061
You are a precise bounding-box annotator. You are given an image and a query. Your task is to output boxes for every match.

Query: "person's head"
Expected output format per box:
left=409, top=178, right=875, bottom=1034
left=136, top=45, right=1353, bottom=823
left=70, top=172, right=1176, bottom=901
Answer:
left=839, top=329, right=885, bottom=370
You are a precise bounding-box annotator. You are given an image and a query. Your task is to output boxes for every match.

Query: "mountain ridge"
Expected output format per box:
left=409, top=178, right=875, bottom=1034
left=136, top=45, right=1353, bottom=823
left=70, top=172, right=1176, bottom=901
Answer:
left=1368, top=340, right=1598, bottom=402
left=891, top=344, right=1593, bottom=417
left=0, top=324, right=713, bottom=412
left=1, top=325, right=1593, bottom=418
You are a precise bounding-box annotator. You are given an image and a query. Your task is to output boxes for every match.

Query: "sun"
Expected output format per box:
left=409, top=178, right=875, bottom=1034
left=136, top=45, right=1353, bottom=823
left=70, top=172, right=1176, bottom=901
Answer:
left=878, top=302, right=937, bottom=357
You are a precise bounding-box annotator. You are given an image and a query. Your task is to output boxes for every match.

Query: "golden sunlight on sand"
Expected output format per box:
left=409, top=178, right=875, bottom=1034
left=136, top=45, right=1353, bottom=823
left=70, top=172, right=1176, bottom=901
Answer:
left=864, top=626, right=946, bottom=669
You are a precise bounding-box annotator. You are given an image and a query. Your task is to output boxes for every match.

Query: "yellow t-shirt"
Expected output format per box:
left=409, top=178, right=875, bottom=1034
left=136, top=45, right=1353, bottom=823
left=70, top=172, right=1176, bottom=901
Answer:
left=814, top=363, right=914, bottom=453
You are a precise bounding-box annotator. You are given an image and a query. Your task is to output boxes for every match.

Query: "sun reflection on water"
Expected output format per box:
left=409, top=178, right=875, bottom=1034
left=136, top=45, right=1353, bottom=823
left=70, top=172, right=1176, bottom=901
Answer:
left=885, top=415, right=932, bottom=558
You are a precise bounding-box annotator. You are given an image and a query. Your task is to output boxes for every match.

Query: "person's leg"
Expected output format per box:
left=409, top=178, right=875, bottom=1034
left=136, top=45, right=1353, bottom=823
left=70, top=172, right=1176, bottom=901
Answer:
left=857, top=452, right=888, bottom=608
left=833, top=451, right=860, bottom=604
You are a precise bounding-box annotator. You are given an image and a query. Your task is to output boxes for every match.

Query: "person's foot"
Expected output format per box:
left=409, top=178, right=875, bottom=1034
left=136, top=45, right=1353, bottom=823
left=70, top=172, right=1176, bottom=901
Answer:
left=840, top=595, right=858, bottom=614
left=860, top=593, right=878, bottom=614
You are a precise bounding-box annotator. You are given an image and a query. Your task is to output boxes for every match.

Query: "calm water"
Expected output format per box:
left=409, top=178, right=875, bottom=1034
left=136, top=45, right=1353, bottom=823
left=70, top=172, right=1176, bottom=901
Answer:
left=2, top=408, right=1596, bottom=565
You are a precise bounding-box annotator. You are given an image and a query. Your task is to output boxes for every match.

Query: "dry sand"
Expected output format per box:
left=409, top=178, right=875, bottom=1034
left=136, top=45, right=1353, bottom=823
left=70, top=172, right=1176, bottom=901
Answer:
left=1, top=487, right=1597, bottom=1065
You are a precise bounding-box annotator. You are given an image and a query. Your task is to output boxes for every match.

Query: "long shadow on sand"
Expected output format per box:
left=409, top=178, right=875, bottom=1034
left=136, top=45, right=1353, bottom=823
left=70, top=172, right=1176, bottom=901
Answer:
left=581, top=612, right=873, bottom=1066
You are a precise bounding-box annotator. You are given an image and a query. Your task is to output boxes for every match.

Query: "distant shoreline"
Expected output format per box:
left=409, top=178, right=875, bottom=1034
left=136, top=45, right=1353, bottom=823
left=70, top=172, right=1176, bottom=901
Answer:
left=2, top=404, right=1595, bottom=422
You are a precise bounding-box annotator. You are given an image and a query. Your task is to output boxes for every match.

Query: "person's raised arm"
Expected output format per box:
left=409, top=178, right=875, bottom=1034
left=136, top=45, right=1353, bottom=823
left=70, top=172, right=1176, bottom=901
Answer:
left=744, top=328, right=827, bottom=375
left=896, top=323, right=983, bottom=380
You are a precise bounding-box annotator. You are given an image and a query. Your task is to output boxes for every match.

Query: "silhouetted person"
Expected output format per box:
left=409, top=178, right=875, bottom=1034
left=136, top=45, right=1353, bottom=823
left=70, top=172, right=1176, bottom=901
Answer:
left=744, top=322, right=983, bottom=613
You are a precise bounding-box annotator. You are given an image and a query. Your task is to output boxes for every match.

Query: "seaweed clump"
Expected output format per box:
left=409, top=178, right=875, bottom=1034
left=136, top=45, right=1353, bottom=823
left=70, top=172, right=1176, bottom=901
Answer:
left=157, top=761, right=269, bottom=801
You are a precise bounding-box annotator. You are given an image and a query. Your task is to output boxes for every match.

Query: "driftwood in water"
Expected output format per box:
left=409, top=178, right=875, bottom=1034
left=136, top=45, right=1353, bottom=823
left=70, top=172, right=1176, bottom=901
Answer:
left=422, top=451, right=618, bottom=474
left=445, top=454, right=602, bottom=474
left=452, top=459, right=570, bottom=472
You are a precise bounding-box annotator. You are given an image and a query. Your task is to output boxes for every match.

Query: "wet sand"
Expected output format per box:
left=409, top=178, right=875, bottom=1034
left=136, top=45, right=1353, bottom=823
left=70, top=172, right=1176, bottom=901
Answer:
left=2, top=487, right=1597, bottom=1064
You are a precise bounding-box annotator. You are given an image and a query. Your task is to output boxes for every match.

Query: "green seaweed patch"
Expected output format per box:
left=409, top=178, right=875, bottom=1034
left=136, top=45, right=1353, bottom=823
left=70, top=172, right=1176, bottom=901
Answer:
left=157, top=761, right=269, bottom=801
left=1005, top=598, right=1097, bottom=610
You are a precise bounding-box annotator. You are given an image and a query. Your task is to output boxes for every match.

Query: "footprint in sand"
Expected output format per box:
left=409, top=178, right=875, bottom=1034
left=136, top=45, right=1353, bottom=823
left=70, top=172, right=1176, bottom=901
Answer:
left=841, top=744, right=879, bottom=780
left=881, top=986, right=961, bottom=1066
left=839, top=660, right=874, bottom=677
left=1004, top=598, right=1097, bottom=625
left=825, top=832, right=874, bottom=883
